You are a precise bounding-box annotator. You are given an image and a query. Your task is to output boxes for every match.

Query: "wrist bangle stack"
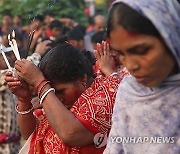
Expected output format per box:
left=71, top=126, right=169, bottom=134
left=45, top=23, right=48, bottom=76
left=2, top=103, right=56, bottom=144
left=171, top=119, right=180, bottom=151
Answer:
left=15, top=104, right=34, bottom=115
left=39, top=88, right=55, bottom=105
left=38, top=81, right=50, bottom=98
left=35, top=78, right=47, bottom=92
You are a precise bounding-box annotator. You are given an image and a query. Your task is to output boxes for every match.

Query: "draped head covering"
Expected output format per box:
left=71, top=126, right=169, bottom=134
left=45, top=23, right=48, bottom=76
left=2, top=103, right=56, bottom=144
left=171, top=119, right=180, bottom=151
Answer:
left=112, top=0, right=180, bottom=69
left=104, top=1, right=180, bottom=154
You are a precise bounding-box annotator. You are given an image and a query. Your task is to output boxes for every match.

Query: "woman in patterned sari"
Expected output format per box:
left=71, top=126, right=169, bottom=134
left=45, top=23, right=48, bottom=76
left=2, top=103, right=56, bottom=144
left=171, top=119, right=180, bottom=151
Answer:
left=104, top=0, right=180, bottom=153
left=5, top=38, right=128, bottom=153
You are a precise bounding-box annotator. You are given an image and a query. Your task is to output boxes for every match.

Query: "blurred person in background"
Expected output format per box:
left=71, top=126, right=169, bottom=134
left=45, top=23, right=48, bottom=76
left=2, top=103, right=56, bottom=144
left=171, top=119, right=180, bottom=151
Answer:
left=84, top=14, right=106, bottom=54
left=44, top=12, right=55, bottom=28
left=48, top=20, right=63, bottom=41
left=93, top=15, right=106, bottom=33
left=0, top=14, right=13, bottom=43
left=0, top=51, right=21, bottom=154
left=44, top=12, right=55, bottom=38
left=13, top=16, right=28, bottom=52
left=28, top=15, right=46, bottom=52
left=13, top=16, right=22, bottom=32
left=91, top=31, right=106, bottom=50
left=67, top=25, right=86, bottom=50
left=86, top=17, right=94, bottom=34
left=59, top=17, right=79, bottom=35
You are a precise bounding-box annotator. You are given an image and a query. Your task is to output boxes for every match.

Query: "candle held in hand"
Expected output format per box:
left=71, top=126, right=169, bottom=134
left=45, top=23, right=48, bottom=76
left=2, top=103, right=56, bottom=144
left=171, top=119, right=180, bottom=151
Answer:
left=12, top=30, right=21, bottom=60
left=8, top=34, right=16, bottom=57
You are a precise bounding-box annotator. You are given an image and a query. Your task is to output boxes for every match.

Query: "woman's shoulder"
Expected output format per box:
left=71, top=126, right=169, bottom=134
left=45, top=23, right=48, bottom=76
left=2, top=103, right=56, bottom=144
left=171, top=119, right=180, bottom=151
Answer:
left=117, top=75, right=157, bottom=96
left=117, top=75, right=137, bottom=92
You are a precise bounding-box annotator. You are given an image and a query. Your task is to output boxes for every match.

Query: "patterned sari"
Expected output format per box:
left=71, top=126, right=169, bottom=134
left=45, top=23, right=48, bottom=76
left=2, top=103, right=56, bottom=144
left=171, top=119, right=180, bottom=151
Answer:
left=20, top=68, right=128, bottom=154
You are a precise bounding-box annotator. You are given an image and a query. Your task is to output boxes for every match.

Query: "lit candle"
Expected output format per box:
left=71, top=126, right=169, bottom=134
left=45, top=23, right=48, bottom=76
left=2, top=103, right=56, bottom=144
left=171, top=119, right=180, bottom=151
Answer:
left=8, top=34, right=16, bottom=58
left=0, top=45, right=12, bottom=71
left=11, top=30, right=21, bottom=60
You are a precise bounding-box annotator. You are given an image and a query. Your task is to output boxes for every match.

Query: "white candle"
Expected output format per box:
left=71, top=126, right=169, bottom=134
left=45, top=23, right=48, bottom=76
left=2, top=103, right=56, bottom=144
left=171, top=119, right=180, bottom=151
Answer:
left=8, top=34, right=17, bottom=58
left=12, top=30, right=21, bottom=60
left=0, top=45, right=12, bottom=71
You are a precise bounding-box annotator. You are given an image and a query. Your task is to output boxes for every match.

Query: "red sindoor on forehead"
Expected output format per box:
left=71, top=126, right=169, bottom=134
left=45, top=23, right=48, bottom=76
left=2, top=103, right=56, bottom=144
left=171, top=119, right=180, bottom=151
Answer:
left=127, top=31, right=138, bottom=37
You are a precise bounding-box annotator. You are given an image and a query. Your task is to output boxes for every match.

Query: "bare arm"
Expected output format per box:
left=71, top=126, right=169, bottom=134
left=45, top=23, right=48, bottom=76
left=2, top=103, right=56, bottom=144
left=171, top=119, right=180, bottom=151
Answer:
left=17, top=100, right=36, bottom=139
left=42, top=84, right=94, bottom=146
left=14, top=61, right=94, bottom=146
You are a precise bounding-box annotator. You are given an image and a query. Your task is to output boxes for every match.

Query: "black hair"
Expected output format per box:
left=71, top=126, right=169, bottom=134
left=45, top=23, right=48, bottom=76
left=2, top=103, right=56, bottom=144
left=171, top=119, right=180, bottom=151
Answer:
left=88, top=16, right=95, bottom=25
left=39, top=37, right=93, bottom=83
left=66, top=26, right=85, bottom=41
left=35, top=15, right=44, bottom=22
left=91, top=31, right=106, bottom=44
left=82, top=50, right=96, bottom=66
left=49, top=20, right=62, bottom=30
left=76, top=25, right=86, bottom=36
left=107, top=2, right=161, bottom=38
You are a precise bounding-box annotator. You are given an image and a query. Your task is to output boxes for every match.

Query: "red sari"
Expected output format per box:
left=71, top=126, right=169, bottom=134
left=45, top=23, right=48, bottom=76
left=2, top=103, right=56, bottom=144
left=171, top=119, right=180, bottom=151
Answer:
left=27, top=70, right=128, bottom=154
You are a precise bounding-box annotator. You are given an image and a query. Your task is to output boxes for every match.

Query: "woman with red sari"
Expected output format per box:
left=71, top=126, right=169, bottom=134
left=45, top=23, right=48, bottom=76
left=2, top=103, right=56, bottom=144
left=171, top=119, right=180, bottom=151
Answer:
left=5, top=39, right=128, bottom=153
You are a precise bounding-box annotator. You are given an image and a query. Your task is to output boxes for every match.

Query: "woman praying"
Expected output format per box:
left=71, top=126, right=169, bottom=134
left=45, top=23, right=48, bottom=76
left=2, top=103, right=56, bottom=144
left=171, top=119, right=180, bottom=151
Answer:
left=5, top=38, right=127, bottom=153
left=104, top=0, right=180, bottom=153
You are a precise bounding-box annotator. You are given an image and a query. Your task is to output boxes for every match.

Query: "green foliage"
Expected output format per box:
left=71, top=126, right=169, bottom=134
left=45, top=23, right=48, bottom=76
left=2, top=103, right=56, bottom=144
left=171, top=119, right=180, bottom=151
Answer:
left=0, top=0, right=86, bottom=25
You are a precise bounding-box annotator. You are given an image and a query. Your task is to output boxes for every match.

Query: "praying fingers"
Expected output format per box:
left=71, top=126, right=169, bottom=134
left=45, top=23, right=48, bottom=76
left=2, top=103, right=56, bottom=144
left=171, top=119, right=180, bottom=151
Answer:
left=15, top=59, right=45, bottom=87
left=94, top=41, right=116, bottom=76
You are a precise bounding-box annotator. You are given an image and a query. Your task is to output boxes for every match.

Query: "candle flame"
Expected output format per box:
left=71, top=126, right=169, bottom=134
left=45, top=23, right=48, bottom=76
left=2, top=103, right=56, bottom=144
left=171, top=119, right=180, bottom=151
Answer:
left=12, top=30, right=15, bottom=38
left=0, top=44, right=3, bottom=50
left=8, top=34, right=11, bottom=40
